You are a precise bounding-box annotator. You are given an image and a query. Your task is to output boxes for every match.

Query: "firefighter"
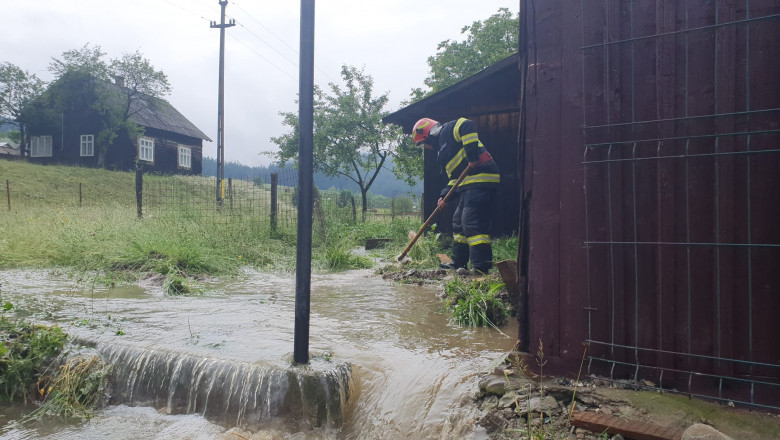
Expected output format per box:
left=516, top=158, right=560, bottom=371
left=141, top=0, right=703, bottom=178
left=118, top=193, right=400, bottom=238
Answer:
left=412, top=117, right=500, bottom=275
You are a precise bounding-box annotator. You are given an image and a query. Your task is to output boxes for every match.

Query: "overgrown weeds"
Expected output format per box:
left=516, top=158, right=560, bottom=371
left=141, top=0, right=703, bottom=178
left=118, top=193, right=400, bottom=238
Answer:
left=0, top=317, right=67, bottom=402
left=443, top=275, right=509, bottom=327
left=29, top=355, right=111, bottom=420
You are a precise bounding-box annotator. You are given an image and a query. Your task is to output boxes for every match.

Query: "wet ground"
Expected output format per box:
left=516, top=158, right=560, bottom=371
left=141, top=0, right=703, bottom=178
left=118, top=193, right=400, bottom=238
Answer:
left=0, top=268, right=518, bottom=439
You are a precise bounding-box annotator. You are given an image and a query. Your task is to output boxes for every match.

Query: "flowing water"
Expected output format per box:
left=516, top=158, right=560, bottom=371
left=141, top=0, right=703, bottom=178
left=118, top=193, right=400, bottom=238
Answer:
left=0, top=268, right=518, bottom=439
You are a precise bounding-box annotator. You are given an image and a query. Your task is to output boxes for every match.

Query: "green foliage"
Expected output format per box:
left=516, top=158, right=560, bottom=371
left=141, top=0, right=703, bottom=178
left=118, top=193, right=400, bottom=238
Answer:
left=391, top=195, right=414, bottom=215
left=423, top=8, right=518, bottom=95
left=0, top=61, right=46, bottom=146
left=5, top=130, right=21, bottom=143
left=162, top=272, right=193, bottom=296
left=0, top=319, right=67, bottom=401
left=271, top=65, right=405, bottom=219
left=27, top=43, right=170, bottom=167
left=322, top=242, right=373, bottom=272
left=29, top=355, right=111, bottom=420
left=492, top=235, right=519, bottom=262
left=444, top=276, right=509, bottom=327
left=337, top=189, right=355, bottom=208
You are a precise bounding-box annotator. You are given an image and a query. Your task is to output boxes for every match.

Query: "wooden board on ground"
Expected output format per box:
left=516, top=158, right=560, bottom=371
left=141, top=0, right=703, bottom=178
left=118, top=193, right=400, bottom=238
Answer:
left=570, top=411, right=684, bottom=440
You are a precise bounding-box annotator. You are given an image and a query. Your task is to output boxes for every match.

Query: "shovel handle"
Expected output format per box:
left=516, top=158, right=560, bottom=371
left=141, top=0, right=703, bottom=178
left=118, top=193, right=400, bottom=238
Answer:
left=398, top=163, right=474, bottom=261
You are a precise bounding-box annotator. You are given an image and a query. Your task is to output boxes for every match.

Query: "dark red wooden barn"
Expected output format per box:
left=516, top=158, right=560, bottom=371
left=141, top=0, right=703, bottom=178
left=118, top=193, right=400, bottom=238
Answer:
left=385, top=0, right=780, bottom=409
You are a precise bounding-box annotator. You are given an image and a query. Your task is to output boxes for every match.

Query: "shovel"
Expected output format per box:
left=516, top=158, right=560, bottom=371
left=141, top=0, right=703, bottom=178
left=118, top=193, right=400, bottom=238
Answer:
left=396, top=163, right=474, bottom=263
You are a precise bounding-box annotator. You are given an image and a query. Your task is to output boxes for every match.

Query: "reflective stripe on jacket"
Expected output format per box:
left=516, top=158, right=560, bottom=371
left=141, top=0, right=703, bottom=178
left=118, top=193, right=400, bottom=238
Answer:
left=436, top=118, right=500, bottom=196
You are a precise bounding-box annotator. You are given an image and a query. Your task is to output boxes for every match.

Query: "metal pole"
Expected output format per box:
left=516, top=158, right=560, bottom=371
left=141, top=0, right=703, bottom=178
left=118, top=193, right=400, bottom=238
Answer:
left=294, top=0, right=315, bottom=365
left=6, top=180, right=10, bottom=211
left=270, top=173, right=278, bottom=233
left=211, top=1, right=235, bottom=207
left=228, top=177, right=233, bottom=211
left=136, top=168, right=143, bottom=219
left=79, top=182, right=82, bottom=208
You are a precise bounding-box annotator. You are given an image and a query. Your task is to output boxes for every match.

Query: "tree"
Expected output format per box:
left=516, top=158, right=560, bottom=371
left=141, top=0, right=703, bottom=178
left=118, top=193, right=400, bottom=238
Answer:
left=271, top=65, right=405, bottom=221
left=0, top=62, right=46, bottom=155
left=39, top=44, right=171, bottom=167
left=417, top=8, right=518, bottom=96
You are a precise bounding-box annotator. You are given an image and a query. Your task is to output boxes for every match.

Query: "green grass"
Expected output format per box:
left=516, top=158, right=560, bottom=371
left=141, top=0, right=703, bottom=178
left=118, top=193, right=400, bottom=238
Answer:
left=0, top=317, right=67, bottom=402
left=0, top=162, right=518, bottom=279
left=443, top=275, right=509, bottom=327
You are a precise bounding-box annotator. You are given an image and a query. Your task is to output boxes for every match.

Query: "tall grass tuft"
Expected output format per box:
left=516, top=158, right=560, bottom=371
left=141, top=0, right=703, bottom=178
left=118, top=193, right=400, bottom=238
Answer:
left=30, top=355, right=111, bottom=419
left=444, top=276, right=509, bottom=327
left=0, top=319, right=67, bottom=402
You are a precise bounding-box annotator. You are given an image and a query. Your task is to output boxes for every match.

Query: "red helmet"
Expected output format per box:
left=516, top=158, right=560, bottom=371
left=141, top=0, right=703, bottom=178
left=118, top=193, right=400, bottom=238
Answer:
left=412, top=118, right=440, bottom=147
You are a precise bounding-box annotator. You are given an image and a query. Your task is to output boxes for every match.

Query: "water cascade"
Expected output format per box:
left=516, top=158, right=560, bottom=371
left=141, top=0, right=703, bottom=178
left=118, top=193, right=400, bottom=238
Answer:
left=97, top=343, right=352, bottom=431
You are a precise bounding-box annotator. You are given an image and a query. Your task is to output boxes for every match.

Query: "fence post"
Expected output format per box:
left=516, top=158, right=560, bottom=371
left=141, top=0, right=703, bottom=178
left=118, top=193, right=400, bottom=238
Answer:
left=135, top=167, right=143, bottom=219
left=270, top=173, right=278, bottom=233
left=5, top=180, right=10, bottom=211
left=228, top=178, right=233, bottom=211
left=391, top=198, right=395, bottom=221
left=350, top=195, right=356, bottom=224
left=79, top=183, right=83, bottom=208
left=421, top=192, right=425, bottom=221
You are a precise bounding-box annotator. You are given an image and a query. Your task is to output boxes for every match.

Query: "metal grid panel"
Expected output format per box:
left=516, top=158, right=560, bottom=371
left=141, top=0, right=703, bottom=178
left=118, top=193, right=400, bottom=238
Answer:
left=581, top=0, right=780, bottom=409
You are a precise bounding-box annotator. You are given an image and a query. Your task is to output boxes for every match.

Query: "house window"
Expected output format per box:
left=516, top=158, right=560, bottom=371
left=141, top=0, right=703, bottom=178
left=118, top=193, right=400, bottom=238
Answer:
left=30, top=136, right=53, bottom=157
left=178, top=145, right=192, bottom=169
left=80, top=135, right=94, bottom=156
left=138, top=137, right=154, bottom=162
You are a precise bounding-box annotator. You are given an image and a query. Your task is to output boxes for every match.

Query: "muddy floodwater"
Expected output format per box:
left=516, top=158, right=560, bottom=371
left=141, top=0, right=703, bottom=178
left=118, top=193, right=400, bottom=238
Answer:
left=0, top=268, right=517, bottom=439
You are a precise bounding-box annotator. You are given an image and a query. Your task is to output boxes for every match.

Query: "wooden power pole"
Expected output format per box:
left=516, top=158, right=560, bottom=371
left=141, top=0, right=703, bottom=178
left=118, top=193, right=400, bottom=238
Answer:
left=211, top=1, right=235, bottom=206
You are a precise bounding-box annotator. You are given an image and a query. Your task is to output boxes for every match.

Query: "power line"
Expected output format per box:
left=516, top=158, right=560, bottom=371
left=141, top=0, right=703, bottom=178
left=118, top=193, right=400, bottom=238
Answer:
left=230, top=0, right=339, bottom=84
left=226, top=33, right=298, bottom=83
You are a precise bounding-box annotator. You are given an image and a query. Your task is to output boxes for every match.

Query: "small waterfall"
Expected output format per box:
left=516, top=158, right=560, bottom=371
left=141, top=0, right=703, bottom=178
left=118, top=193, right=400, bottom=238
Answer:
left=96, top=343, right=352, bottom=432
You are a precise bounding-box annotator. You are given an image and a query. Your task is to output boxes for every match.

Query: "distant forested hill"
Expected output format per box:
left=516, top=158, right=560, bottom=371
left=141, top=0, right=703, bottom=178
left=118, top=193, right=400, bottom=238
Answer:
left=202, top=157, right=422, bottom=198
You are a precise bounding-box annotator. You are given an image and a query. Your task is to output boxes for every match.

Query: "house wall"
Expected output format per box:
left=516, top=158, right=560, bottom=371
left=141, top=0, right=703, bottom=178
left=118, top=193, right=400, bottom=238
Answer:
left=522, top=0, right=780, bottom=407
left=140, top=128, right=203, bottom=176
left=27, top=119, right=203, bottom=175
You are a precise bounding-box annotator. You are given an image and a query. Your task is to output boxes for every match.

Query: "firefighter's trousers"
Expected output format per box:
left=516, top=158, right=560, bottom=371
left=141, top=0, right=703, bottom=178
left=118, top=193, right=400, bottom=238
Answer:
left=450, top=188, right=496, bottom=272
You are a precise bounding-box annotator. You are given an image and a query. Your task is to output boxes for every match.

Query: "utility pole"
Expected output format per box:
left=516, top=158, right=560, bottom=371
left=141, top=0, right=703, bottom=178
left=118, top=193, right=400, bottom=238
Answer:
left=211, top=0, right=235, bottom=206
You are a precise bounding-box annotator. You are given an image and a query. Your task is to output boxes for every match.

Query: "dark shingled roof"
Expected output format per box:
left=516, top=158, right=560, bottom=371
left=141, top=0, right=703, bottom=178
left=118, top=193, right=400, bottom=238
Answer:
left=103, top=82, right=212, bottom=142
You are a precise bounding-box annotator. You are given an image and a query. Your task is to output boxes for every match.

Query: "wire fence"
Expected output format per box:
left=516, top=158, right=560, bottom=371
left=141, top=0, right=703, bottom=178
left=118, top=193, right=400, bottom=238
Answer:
left=1, top=167, right=423, bottom=234
left=580, top=1, right=780, bottom=410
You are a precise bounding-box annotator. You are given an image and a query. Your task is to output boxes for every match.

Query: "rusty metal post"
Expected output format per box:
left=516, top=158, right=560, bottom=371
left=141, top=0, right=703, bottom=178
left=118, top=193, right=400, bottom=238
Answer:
left=6, top=180, right=10, bottom=211
left=270, top=173, right=278, bottom=233
left=79, top=183, right=82, bottom=208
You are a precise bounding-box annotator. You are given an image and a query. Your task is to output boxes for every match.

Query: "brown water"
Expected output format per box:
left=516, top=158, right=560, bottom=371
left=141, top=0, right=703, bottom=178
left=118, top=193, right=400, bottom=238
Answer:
left=0, top=268, right=518, bottom=439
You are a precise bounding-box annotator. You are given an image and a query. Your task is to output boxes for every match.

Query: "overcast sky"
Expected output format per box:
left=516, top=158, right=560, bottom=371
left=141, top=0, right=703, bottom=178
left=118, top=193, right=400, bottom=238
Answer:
left=4, top=0, right=517, bottom=167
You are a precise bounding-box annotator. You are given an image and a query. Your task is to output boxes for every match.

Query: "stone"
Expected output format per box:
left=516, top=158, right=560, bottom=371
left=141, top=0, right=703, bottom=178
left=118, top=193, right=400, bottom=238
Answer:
left=480, top=395, right=499, bottom=411
left=498, top=393, right=519, bottom=409
left=681, top=423, right=733, bottom=440
left=516, top=395, right=559, bottom=417
left=479, top=374, right=534, bottom=396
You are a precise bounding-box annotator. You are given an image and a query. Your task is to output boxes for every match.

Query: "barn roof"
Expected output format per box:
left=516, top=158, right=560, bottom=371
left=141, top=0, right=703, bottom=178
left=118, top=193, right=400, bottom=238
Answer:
left=103, top=82, right=212, bottom=142
left=382, top=53, right=522, bottom=132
